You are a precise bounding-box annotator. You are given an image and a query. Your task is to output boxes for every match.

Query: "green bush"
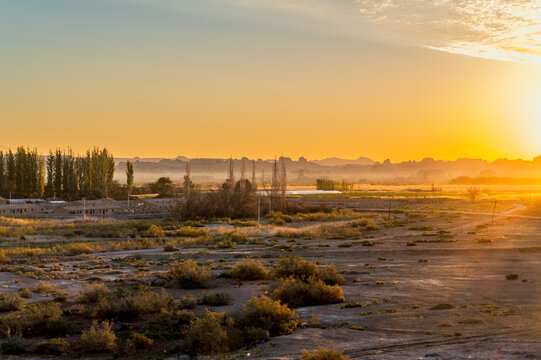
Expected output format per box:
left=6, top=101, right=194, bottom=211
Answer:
left=34, top=338, right=70, bottom=355
left=301, top=347, right=349, bottom=360
left=167, top=259, right=213, bottom=289
left=0, top=293, right=25, bottom=313
left=230, top=259, right=268, bottom=280
left=81, top=320, right=117, bottom=353
left=199, top=291, right=231, bottom=306
left=271, top=278, right=345, bottom=308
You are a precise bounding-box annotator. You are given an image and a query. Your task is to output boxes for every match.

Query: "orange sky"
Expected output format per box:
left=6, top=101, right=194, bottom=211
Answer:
left=1, top=0, right=540, bottom=162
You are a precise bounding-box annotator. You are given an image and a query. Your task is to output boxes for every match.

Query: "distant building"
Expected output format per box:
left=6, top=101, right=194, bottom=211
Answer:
left=0, top=204, right=45, bottom=215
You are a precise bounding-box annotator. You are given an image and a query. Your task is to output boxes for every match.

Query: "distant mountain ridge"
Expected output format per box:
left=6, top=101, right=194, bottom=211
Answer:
left=312, top=157, right=375, bottom=166
left=112, top=155, right=541, bottom=184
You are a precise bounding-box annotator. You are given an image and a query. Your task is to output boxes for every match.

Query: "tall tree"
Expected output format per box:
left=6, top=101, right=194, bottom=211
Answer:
left=45, top=151, right=55, bottom=197
left=126, top=161, right=134, bottom=196
left=0, top=151, right=4, bottom=197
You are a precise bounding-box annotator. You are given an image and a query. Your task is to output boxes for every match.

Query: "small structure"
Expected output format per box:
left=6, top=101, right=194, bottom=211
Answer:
left=54, top=204, right=124, bottom=216
left=131, top=199, right=172, bottom=214
left=0, top=204, right=45, bottom=216
left=55, top=199, right=124, bottom=216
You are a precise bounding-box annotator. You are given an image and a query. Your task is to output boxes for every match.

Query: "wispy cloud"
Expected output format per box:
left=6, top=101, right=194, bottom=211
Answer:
left=231, top=0, right=541, bottom=64
left=356, top=0, right=541, bottom=64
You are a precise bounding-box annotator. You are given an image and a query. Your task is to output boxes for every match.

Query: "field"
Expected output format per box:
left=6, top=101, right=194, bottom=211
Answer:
left=0, top=195, right=541, bottom=359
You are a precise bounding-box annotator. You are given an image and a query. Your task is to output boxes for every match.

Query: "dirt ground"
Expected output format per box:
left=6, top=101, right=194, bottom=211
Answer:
left=2, top=198, right=541, bottom=359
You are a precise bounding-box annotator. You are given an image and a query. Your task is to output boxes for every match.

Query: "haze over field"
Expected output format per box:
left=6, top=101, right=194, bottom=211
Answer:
left=1, top=0, right=541, bottom=161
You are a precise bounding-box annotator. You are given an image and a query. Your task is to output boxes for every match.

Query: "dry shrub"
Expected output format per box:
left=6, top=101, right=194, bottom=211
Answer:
left=81, top=320, right=116, bottom=353
left=0, top=293, right=25, bottom=313
left=34, top=338, right=70, bottom=355
left=174, top=226, right=210, bottom=237
left=130, top=332, right=153, bottom=349
left=271, top=256, right=345, bottom=285
left=230, top=259, right=268, bottom=280
left=0, top=250, right=10, bottom=264
left=140, top=225, right=164, bottom=238
left=17, top=288, right=33, bottom=299
left=301, top=347, right=349, bottom=360
left=237, top=295, right=296, bottom=339
left=93, top=287, right=172, bottom=322
left=167, top=259, right=213, bottom=289
left=199, top=291, right=231, bottom=306
left=62, top=243, right=94, bottom=256
left=271, top=278, right=345, bottom=308
left=1, top=302, right=68, bottom=338
left=185, top=310, right=238, bottom=355
left=77, top=283, right=109, bottom=304
left=270, top=256, right=319, bottom=281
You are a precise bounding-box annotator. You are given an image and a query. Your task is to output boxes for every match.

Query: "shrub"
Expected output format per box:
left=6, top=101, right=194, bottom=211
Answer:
left=270, top=256, right=319, bottom=281
left=271, top=278, right=345, bottom=308
left=174, top=309, right=196, bottom=326
left=237, top=295, right=296, bottom=339
left=34, top=338, right=70, bottom=355
left=230, top=259, right=268, bottom=280
left=34, top=281, right=67, bottom=298
left=199, top=291, right=231, bottom=306
left=141, top=225, right=164, bottom=238
left=94, top=287, right=172, bottom=321
left=178, top=295, right=198, bottom=309
left=163, top=244, right=178, bottom=252
left=175, top=226, right=210, bottom=237
left=62, top=243, right=94, bottom=256
left=77, top=282, right=109, bottom=304
left=301, top=347, right=349, bottom=360
left=17, top=287, right=33, bottom=298
left=1, top=302, right=68, bottom=337
left=317, top=265, right=345, bottom=286
left=271, top=256, right=344, bottom=285
left=0, top=293, right=25, bottom=313
left=429, top=303, right=454, bottom=310
left=269, top=211, right=294, bottom=225
left=1, top=334, right=26, bottom=355
left=167, top=259, right=213, bottom=289
left=185, top=310, right=237, bottom=355
left=81, top=320, right=117, bottom=353
left=131, top=332, right=153, bottom=349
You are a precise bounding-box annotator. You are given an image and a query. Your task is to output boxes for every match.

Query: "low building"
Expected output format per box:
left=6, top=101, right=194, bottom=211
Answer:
left=0, top=204, right=45, bottom=216
left=54, top=204, right=124, bottom=216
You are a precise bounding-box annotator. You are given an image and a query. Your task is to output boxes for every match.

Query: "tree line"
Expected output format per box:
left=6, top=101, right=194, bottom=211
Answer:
left=0, top=147, right=115, bottom=200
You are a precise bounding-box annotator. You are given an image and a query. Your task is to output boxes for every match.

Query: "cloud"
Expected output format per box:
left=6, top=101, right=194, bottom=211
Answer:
left=355, top=0, right=541, bottom=64
left=230, top=0, right=541, bottom=64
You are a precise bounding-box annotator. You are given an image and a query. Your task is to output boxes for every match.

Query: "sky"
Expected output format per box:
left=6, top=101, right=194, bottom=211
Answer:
left=1, top=0, right=540, bottom=162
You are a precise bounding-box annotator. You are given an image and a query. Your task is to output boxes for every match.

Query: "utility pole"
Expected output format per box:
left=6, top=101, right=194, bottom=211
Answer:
left=491, top=200, right=497, bottom=225
left=257, top=196, right=261, bottom=224
left=388, top=197, right=393, bottom=219
left=83, top=197, right=86, bottom=221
